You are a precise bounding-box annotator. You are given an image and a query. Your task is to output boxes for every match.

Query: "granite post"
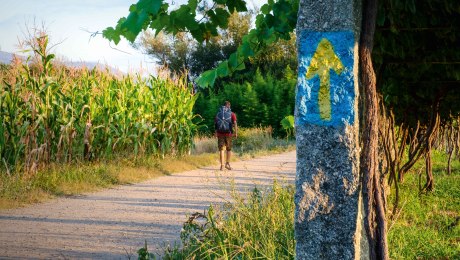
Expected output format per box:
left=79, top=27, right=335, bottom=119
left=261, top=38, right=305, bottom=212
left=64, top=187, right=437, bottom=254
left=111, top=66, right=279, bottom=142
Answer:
left=294, top=0, right=369, bottom=259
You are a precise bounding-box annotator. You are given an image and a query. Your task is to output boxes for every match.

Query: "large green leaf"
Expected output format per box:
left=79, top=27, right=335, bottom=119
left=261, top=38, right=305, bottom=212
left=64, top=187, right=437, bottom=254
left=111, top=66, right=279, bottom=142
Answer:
left=102, top=27, right=121, bottom=45
left=207, top=8, right=230, bottom=29
left=240, top=41, right=254, bottom=57
left=216, top=61, right=230, bottom=77
left=226, top=0, right=248, bottom=12
left=122, top=11, right=149, bottom=42
left=261, top=4, right=271, bottom=14
left=281, top=115, right=294, bottom=130
left=196, top=70, right=217, bottom=88
left=136, top=0, right=163, bottom=15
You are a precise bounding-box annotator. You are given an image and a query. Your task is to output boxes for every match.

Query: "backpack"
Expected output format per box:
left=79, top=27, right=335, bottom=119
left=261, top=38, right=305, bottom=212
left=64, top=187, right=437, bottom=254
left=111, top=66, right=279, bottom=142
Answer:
left=215, top=106, right=233, bottom=133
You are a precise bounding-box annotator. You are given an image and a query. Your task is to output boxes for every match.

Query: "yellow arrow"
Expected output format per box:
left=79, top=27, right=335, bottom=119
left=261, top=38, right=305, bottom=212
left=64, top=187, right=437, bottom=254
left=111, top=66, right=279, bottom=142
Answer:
left=306, top=38, right=344, bottom=121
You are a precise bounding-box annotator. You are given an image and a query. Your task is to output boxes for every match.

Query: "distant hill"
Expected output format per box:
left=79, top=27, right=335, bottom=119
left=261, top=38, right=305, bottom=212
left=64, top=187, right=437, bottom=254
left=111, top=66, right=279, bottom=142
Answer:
left=0, top=51, right=123, bottom=75
left=0, top=50, right=23, bottom=64
left=59, top=61, right=124, bottom=76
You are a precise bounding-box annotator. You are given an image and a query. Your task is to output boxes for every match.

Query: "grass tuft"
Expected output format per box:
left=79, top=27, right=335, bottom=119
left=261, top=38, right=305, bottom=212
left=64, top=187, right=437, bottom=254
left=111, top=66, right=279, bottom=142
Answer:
left=160, top=181, right=296, bottom=260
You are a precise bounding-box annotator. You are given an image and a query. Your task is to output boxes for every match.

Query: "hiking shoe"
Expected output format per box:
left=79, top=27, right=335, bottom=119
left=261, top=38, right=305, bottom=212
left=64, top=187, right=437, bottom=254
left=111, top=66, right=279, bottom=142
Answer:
left=220, top=165, right=224, bottom=171
left=225, top=162, right=232, bottom=170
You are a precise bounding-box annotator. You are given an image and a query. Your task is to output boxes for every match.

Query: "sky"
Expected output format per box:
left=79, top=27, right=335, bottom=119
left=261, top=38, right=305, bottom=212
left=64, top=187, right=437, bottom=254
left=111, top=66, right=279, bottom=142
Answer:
left=0, top=0, right=155, bottom=74
left=0, top=0, right=265, bottom=74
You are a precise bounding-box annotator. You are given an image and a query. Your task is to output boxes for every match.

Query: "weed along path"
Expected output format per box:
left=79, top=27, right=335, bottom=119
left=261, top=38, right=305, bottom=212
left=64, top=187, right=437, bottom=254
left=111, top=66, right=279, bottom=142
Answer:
left=0, top=151, right=296, bottom=259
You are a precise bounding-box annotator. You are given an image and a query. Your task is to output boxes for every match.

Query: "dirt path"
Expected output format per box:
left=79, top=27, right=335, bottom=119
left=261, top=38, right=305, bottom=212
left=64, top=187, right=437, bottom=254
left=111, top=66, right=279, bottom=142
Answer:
left=0, top=151, right=296, bottom=259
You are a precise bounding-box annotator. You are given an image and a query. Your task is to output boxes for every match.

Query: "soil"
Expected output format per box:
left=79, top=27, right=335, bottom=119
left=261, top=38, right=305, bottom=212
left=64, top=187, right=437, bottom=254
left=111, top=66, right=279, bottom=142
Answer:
left=0, top=151, right=296, bottom=259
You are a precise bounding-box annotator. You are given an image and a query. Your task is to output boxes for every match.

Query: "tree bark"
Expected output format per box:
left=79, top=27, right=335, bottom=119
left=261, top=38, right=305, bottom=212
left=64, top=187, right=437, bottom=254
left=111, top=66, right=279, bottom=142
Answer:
left=446, top=124, right=454, bottom=175
left=424, top=143, right=434, bottom=192
left=447, top=148, right=453, bottom=175
left=359, top=0, right=389, bottom=259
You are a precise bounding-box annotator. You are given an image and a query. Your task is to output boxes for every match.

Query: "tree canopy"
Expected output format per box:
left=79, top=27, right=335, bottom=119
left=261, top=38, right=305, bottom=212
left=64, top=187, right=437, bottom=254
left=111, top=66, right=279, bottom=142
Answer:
left=104, top=0, right=459, bottom=120
left=374, top=0, right=460, bottom=125
left=103, top=0, right=298, bottom=87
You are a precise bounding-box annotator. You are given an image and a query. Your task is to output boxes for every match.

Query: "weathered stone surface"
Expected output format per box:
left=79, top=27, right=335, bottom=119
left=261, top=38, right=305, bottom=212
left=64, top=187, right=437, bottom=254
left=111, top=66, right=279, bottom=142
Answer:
left=297, top=0, right=362, bottom=33
left=295, top=0, right=366, bottom=259
left=295, top=124, right=362, bottom=259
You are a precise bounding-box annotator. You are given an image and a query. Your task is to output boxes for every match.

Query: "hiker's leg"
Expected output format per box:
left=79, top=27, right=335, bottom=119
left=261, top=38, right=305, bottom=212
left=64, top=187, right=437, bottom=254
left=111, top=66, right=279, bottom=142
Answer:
left=218, top=136, right=225, bottom=170
left=220, top=150, right=225, bottom=168
left=225, top=136, right=232, bottom=170
left=226, top=150, right=231, bottom=163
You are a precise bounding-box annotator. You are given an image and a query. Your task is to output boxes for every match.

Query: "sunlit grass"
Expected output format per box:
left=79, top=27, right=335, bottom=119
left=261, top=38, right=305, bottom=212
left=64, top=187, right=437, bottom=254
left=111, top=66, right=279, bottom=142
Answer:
left=387, top=150, right=460, bottom=259
left=137, top=149, right=458, bottom=259
left=0, top=128, right=296, bottom=209
left=150, top=181, right=296, bottom=260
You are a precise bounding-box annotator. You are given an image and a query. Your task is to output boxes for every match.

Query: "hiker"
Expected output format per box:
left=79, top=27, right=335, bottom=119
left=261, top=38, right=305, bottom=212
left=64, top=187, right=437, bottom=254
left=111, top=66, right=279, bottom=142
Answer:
left=215, top=101, right=238, bottom=171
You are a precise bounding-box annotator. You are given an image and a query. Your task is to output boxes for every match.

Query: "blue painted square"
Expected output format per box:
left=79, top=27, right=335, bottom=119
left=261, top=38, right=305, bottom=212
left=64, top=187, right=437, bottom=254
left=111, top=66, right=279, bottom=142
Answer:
left=296, top=31, right=356, bottom=127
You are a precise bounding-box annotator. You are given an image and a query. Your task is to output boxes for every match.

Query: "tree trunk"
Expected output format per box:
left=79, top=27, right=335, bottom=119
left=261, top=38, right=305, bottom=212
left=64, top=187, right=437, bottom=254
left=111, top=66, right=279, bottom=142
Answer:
left=446, top=124, right=454, bottom=175
left=424, top=134, right=435, bottom=192
left=424, top=146, right=434, bottom=191
left=359, top=0, right=389, bottom=259
left=447, top=149, right=453, bottom=175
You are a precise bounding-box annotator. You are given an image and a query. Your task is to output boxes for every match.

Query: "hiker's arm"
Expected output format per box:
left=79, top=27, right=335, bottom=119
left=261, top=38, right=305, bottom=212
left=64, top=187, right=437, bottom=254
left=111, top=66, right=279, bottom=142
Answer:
left=234, top=121, right=238, bottom=138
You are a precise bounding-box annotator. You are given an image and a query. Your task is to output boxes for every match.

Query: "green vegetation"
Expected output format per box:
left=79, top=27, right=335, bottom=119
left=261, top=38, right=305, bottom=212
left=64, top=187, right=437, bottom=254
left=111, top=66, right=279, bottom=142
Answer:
left=194, top=68, right=296, bottom=136
left=387, top=150, right=460, bottom=259
left=0, top=35, right=197, bottom=174
left=0, top=153, right=214, bottom=209
left=2, top=0, right=458, bottom=257
left=0, top=125, right=294, bottom=209
left=0, top=31, right=295, bottom=210
left=135, top=5, right=298, bottom=136
left=140, top=181, right=295, bottom=259
left=104, top=0, right=299, bottom=88
left=192, top=126, right=292, bottom=155
left=145, top=149, right=458, bottom=259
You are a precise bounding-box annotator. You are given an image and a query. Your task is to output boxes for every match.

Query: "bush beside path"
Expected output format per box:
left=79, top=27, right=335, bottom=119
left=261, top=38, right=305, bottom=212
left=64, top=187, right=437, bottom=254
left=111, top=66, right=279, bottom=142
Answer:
left=0, top=151, right=296, bottom=259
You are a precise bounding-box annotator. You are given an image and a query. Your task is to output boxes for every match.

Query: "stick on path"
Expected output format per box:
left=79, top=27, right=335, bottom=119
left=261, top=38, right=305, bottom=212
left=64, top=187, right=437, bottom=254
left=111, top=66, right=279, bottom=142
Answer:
left=0, top=151, right=296, bottom=259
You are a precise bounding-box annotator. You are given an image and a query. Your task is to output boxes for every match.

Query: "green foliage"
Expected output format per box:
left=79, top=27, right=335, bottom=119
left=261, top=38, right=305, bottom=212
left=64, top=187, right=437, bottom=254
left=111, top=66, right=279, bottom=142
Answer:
left=138, top=11, right=251, bottom=79
left=374, top=0, right=460, bottom=126
left=0, top=126, right=294, bottom=209
left=387, top=150, right=460, bottom=259
left=195, top=0, right=298, bottom=88
left=194, top=68, right=296, bottom=136
left=138, top=240, right=156, bottom=260
left=281, top=115, right=295, bottom=139
left=192, top=126, right=279, bottom=155
left=104, top=0, right=246, bottom=44
left=145, top=150, right=458, bottom=259
left=161, top=181, right=295, bottom=259
left=104, top=0, right=299, bottom=87
left=0, top=44, right=197, bottom=173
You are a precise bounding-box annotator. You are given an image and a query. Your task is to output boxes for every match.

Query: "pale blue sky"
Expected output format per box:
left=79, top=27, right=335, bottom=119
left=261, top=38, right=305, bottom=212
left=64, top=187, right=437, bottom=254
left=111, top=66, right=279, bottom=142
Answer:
left=0, top=0, right=265, bottom=74
left=0, top=0, right=151, bottom=73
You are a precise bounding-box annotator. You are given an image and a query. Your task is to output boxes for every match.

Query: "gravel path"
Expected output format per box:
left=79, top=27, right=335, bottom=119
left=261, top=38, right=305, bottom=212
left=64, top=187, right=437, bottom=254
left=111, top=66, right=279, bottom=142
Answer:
left=0, top=151, right=296, bottom=259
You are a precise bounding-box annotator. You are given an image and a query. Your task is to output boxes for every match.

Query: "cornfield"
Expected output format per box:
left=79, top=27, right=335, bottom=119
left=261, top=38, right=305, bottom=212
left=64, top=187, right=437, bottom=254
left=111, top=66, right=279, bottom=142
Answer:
left=0, top=36, right=197, bottom=174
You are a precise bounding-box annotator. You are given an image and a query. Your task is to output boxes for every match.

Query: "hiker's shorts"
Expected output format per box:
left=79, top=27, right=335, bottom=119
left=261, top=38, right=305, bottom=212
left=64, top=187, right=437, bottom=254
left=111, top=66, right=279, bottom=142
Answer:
left=218, top=136, right=232, bottom=151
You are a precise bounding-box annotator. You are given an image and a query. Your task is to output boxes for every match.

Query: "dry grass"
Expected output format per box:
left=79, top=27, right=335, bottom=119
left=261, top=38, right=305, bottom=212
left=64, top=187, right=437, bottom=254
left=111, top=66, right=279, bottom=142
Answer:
left=0, top=153, right=223, bottom=209
left=192, top=135, right=218, bottom=155
left=0, top=127, right=295, bottom=210
left=0, top=189, right=53, bottom=209
left=114, top=166, right=165, bottom=183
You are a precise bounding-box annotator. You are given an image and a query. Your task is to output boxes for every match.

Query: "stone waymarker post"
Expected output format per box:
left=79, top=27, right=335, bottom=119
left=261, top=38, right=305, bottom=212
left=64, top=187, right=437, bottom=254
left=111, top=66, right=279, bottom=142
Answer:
left=295, top=0, right=369, bottom=259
